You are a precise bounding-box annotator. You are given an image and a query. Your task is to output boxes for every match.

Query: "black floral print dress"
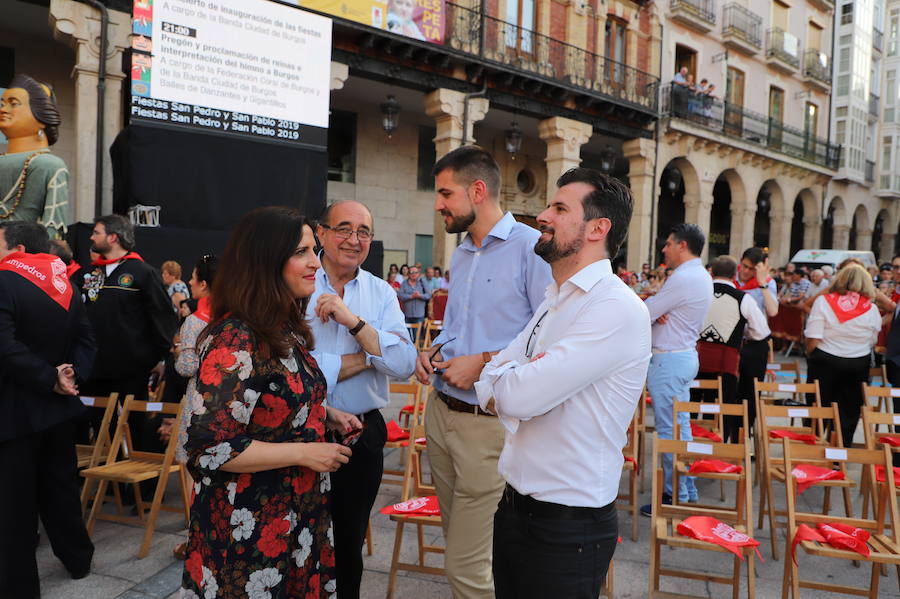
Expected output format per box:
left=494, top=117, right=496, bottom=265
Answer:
left=181, top=318, right=336, bottom=599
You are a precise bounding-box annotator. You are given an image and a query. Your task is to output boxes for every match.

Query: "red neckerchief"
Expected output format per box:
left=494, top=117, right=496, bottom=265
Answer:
left=734, top=276, right=772, bottom=291
left=676, top=516, right=762, bottom=561
left=91, top=251, right=144, bottom=266
left=823, top=292, right=873, bottom=323
left=193, top=296, right=212, bottom=323
left=892, top=290, right=900, bottom=304
left=65, top=260, right=80, bottom=278
left=0, top=251, right=73, bottom=310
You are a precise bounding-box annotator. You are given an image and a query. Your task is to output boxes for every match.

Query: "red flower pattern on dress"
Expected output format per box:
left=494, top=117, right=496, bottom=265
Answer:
left=185, top=551, right=203, bottom=585
left=258, top=518, right=291, bottom=558
left=252, top=394, right=291, bottom=428
left=236, top=473, right=252, bottom=494
left=292, top=467, right=316, bottom=495
left=200, top=347, right=237, bottom=386
left=287, top=372, right=304, bottom=395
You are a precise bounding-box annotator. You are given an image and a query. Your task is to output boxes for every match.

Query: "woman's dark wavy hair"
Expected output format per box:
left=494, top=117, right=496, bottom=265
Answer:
left=204, top=207, right=315, bottom=357
left=9, top=74, right=61, bottom=146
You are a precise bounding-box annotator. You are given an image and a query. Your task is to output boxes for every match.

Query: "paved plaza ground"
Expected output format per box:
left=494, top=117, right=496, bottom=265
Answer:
left=36, top=354, right=900, bottom=598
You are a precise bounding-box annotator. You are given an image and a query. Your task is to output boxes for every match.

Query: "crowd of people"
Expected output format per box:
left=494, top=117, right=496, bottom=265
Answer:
left=4, top=144, right=900, bottom=599
left=672, top=65, right=717, bottom=119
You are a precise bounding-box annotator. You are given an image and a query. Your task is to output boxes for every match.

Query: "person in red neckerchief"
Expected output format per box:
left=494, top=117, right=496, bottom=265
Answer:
left=73, top=214, right=177, bottom=459
left=0, top=221, right=96, bottom=596
left=804, top=264, right=882, bottom=446
left=734, top=247, right=778, bottom=435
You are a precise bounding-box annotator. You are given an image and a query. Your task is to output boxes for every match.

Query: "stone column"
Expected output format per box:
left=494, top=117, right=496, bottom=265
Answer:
left=683, top=179, right=714, bottom=262
left=538, top=116, right=592, bottom=198
left=833, top=224, right=851, bottom=250
left=803, top=216, right=820, bottom=249
left=856, top=228, right=873, bottom=252
left=881, top=233, right=897, bottom=262
left=423, top=88, right=489, bottom=269
left=768, top=209, right=793, bottom=266
left=623, top=138, right=655, bottom=270
left=330, top=61, right=349, bottom=90
left=51, top=0, right=131, bottom=220
left=729, top=206, right=757, bottom=257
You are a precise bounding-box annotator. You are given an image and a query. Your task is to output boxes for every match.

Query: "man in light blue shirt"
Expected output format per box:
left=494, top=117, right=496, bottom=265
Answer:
left=307, top=200, right=416, bottom=599
left=641, top=223, right=712, bottom=515
left=415, top=146, right=551, bottom=599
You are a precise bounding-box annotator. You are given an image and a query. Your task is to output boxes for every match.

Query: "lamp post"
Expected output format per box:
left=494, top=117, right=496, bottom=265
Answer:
left=599, top=144, right=616, bottom=174
left=380, top=95, right=401, bottom=138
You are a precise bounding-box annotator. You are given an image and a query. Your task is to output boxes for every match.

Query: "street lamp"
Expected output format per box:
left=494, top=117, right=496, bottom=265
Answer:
left=380, top=95, right=401, bottom=138
left=599, top=144, right=616, bottom=174
left=505, top=121, right=523, bottom=159
left=663, top=165, right=682, bottom=193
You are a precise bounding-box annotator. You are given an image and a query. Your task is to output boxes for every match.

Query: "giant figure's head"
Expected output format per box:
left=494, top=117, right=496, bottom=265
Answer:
left=0, top=74, right=61, bottom=146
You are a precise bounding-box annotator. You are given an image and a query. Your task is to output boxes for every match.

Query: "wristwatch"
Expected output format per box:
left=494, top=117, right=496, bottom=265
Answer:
left=349, top=318, right=367, bottom=336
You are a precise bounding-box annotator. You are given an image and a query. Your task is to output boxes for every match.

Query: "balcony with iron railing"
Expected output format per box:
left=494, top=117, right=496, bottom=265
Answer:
left=444, top=2, right=659, bottom=111
left=669, top=0, right=716, bottom=33
left=662, top=82, right=840, bottom=169
left=802, top=50, right=831, bottom=91
left=874, top=29, right=884, bottom=53
left=721, top=3, right=762, bottom=55
left=766, top=28, right=800, bottom=74
left=870, top=94, right=880, bottom=119
left=866, top=160, right=876, bottom=183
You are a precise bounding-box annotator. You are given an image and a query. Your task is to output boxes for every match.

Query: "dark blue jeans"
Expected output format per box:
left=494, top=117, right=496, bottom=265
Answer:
left=492, top=494, right=618, bottom=599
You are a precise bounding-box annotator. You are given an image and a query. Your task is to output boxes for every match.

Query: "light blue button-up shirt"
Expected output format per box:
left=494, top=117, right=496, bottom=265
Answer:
left=644, top=257, right=712, bottom=351
left=433, top=212, right=552, bottom=405
left=307, top=263, right=417, bottom=414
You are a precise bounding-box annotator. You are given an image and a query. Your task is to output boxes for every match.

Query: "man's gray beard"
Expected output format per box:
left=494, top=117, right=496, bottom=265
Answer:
left=444, top=210, right=476, bottom=234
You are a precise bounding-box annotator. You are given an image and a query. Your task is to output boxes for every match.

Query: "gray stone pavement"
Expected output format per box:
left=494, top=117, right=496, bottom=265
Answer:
left=36, top=356, right=900, bottom=598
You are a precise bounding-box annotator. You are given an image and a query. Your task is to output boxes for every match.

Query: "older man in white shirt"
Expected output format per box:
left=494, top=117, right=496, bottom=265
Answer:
left=641, top=224, right=712, bottom=515
left=475, top=168, right=651, bottom=599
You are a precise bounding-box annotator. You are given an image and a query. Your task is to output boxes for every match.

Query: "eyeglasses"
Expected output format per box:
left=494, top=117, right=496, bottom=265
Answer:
left=525, top=310, right=549, bottom=360
left=320, top=224, right=373, bottom=242
left=430, top=337, right=456, bottom=373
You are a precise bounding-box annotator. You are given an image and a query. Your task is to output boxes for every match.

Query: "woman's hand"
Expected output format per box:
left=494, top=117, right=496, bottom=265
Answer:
left=297, top=442, right=352, bottom=473
left=326, top=407, right=364, bottom=444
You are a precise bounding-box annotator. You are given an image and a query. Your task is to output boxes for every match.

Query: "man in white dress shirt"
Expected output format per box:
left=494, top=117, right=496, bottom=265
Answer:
left=475, top=168, right=651, bottom=599
left=641, top=224, right=712, bottom=515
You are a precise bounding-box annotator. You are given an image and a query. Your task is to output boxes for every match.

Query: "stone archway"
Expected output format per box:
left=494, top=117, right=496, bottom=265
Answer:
left=655, top=157, right=700, bottom=262
left=753, top=180, right=783, bottom=250
left=822, top=196, right=848, bottom=249
left=850, top=204, right=871, bottom=251
left=708, top=169, right=746, bottom=260
left=873, top=209, right=890, bottom=260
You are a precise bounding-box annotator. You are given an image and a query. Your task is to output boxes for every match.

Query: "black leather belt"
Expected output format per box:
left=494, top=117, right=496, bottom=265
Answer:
left=437, top=391, right=496, bottom=417
left=500, top=484, right=615, bottom=520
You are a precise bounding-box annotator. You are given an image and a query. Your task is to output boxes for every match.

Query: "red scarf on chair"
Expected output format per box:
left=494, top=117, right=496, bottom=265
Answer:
left=91, top=251, right=144, bottom=267
left=823, top=292, right=873, bottom=323
left=791, top=523, right=870, bottom=563
left=0, top=252, right=73, bottom=310
left=676, top=516, right=762, bottom=561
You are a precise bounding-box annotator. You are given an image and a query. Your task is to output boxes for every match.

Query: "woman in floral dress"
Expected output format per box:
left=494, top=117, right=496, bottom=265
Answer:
left=181, top=207, right=360, bottom=599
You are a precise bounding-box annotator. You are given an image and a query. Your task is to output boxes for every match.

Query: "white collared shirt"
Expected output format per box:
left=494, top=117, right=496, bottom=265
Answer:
left=714, top=279, right=771, bottom=341
left=804, top=294, right=882, bottom=358
left=645, top=257, right=712, bottom=351
left=474, top=259, right=651, bottom=508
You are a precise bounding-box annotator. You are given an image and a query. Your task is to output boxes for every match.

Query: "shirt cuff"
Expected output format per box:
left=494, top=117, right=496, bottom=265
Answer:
left=364, top=328, right=406, bottom=366
left=475, top=360, right=522, bottom=434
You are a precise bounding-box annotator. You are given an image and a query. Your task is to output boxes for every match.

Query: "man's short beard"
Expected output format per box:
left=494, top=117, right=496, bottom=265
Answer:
left=90, top=242, right=108, bottom=255
left=534, top=223, right=585, bottom=263
left=444, top=209, right=476, bottom=234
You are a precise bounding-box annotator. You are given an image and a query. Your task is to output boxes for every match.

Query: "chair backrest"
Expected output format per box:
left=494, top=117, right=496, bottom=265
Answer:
left=80, top=393, right=119, bottom=468
left=651, top=434, right=752, bottom=526
left=862, top=383, right=899, bottom=414
left=407, top=322, right=423, bottom=346
left=430, top=291, right=448, bottom=321
left=673, top=400, right=748, bottom=444
left=756, top=402, right=844, bottom=473
left=782, top=440, right=900, bottom=542
left=754, top=379, right=821, bottom=410
left=766, top=361, right=801, bottom=383
left=861, top=406, right=900, bottom=449
left=103, top=395, right=186, bottom=466
left=622, top=404, right=640, bottom=461
left=689, top=377, right=723, bottom=404
left=868, top=366, right=888, bottom=386
left=392, top=380, right=424, bottom=427
left=400, top=424, right=431, bottom=500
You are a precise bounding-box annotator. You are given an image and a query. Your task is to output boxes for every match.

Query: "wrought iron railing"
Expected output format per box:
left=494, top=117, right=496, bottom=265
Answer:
left=444, top=2, right=659, bottom=110
left=866, top=160, right=876, bottom=183
left=766, top=28, right=800, bottom=68
left=803, top=50, right=831, bottom=85
left=870, top=93, right=881, bottom=117
left=662, top=83, right=840, bottom=169
left=670, top=0, right=716, bottom=25
left=722, top=3, right=762, bottom=49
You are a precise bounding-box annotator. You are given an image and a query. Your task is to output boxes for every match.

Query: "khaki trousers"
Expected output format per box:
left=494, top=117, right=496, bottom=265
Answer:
left=425, top=390, right=506, bottom=599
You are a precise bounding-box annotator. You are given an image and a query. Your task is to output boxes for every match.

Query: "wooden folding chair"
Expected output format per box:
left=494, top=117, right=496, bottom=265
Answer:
left=383, top=381, right=424, bottom=489
left=81, top=394, right=190, bottom=558
left=752, top=380, right=822, bottom=488
left=781, top=441, right=900, bottom=598
left=674, top=401, right=749, bottom=503
left=76, top=394, right=119, bottom=510
left=618, top=404, right=641, bottom=541
left=420, top=319, right=443, bottom=351
left=638, top=385, right=652, bottom=493
left=385, top=424, right=444, bottom=599
left=648, top=434, right=757, bottom=599
left=765, top=361, right=801, bottom=383
left=406, top=321, right=423, bottom=348
left=690, top=376, right=724, bottom=404
left=862, top=383, right=898, bottom=435
left=861, top=407, right=900, bottom=523
left=755, top=401, right=854, bottom=561
left=869, top=365, right=889, bottom=386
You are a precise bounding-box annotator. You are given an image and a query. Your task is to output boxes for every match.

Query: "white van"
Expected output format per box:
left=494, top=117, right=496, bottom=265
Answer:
left=789, top=249, right=878, bottom=271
